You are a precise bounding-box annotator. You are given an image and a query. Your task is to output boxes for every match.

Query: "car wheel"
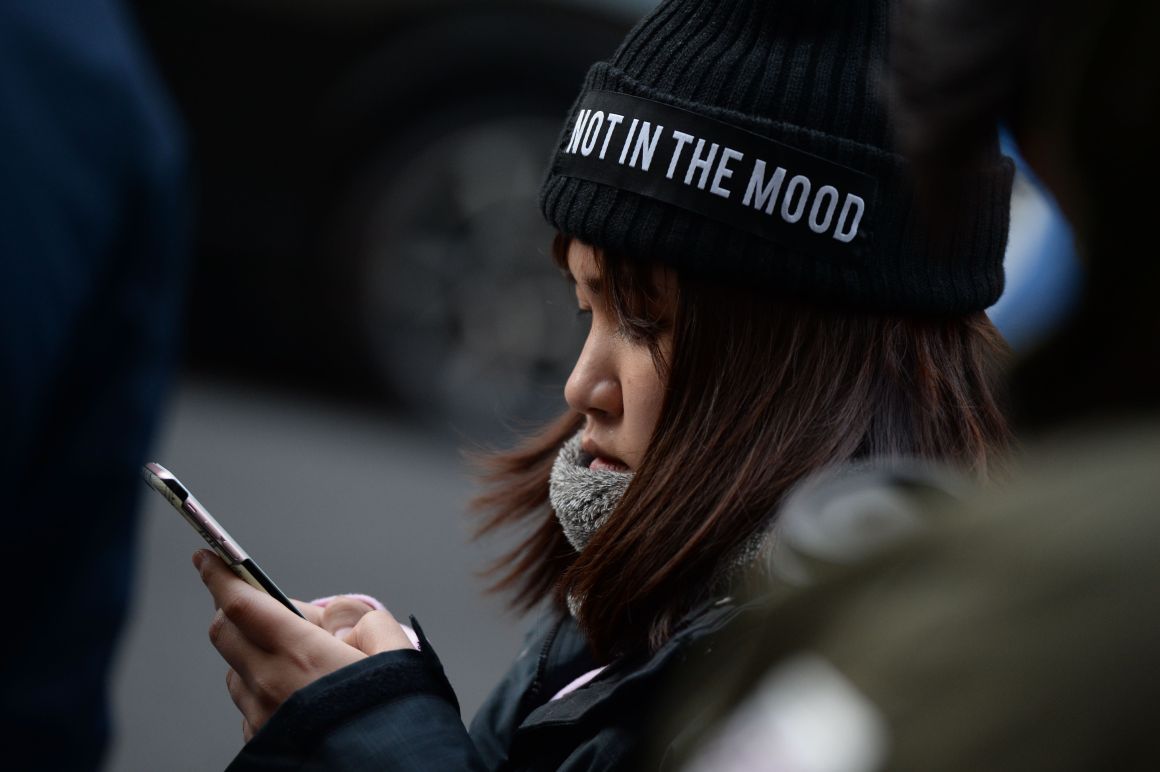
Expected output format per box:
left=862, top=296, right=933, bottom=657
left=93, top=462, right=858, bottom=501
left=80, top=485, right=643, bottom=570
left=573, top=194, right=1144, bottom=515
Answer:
left=332, top=102, right=584, bottom=436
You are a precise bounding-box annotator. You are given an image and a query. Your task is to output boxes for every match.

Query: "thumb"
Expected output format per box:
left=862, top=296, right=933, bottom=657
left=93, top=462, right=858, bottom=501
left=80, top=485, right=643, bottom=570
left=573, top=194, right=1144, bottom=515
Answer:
left=320, top=596, right=376, bottom=640
left=346, top=609, right=416, bottom=656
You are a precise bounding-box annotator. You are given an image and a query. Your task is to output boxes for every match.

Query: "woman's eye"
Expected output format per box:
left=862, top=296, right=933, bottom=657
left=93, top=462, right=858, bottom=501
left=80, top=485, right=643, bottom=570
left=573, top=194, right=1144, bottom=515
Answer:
left=616, top=317, right=664, bottom=345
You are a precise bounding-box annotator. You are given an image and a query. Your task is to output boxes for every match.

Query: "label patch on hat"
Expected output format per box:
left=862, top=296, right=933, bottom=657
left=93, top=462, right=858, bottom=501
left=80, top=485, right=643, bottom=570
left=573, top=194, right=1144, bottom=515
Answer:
left=553, top=90, right=878, bottom=259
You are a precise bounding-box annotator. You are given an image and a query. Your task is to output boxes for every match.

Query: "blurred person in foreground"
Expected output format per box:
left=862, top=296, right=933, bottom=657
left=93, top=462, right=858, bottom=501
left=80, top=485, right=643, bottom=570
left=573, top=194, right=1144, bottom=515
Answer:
left=0, top=0, right=187, bottom=768
left=657, top=2, right=1160, bottom=770
left=892, top=0, right=1160, bottom=429
left=184, top=0, right=1018, bottom=769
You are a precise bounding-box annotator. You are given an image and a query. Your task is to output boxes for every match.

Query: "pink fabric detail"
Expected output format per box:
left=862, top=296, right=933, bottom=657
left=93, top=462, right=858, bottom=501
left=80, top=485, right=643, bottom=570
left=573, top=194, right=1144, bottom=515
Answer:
left=308, top=594, right=419, bottom=650
left=399, top=624, right=420, bottom=650
left=549, top=666, right=609, bottom=702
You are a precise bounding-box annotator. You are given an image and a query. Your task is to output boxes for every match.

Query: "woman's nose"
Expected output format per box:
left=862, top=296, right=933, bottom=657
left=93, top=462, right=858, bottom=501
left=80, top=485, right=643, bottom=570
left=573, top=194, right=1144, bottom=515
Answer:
left=565, top=340, right=622, bottom=420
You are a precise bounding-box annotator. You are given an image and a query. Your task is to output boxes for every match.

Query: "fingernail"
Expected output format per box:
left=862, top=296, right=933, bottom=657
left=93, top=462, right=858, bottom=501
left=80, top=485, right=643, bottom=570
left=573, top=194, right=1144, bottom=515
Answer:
left=335, top=627, right=353, bottom=642
left=192, top=550, right=206, bottom=569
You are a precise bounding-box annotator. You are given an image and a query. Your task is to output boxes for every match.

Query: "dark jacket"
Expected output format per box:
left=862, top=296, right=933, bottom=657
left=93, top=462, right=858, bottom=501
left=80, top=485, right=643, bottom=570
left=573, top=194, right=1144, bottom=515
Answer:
left=226, top=598, right=753, bottom=771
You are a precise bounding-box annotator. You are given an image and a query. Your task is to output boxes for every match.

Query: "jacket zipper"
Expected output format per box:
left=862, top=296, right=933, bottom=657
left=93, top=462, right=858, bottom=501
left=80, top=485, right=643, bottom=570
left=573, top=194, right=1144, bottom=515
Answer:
left=523, top=615, right=566, bottom=709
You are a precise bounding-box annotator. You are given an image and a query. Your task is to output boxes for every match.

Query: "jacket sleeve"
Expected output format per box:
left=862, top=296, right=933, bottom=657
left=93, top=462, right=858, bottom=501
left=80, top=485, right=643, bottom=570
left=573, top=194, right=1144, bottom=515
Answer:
left=226, top=618, right=490, bottom=772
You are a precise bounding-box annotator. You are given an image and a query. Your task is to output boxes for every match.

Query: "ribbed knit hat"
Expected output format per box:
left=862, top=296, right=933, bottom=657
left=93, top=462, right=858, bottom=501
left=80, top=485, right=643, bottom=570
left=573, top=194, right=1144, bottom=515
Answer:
left=540, top=0, right=1014, bottom=315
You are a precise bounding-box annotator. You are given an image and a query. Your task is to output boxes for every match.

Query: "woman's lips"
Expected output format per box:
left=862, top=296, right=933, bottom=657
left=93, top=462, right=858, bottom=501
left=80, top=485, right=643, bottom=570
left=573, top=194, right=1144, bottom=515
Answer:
left=589, top=456, right=630, bottom=472
left=581, top=437, right=630, bottom=471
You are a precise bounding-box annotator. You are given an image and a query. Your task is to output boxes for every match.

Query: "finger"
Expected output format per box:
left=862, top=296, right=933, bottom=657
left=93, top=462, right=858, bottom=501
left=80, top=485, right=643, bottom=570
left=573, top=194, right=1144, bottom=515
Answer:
left=226, top=668, right=253, bottom=712
left=225, top=668, right=248, bottom=714
left=227, top=668, right=267, bottom=736
left=197, top=551, right=312, bottom=652
left=209, top=608, right=269, bottom=679
left=193, top=550, right=223, bottom=611
left=321, top=596, right=375, bottom=640
left=294, top=599, right=324, bottom=626
left=346, top=609, right=415, bottom=656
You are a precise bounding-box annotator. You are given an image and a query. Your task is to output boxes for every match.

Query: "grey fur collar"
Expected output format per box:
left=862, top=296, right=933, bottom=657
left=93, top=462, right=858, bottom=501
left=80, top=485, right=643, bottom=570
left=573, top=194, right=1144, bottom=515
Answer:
left=549, top=432, right=633, bottom=553
left=548, top=432, right=773, bottom=616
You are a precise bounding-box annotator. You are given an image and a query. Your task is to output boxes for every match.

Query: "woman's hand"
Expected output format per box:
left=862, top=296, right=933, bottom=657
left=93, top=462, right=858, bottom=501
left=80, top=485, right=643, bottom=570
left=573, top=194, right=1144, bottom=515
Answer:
left=194, top=550, right=414, bottom=741
left=298, top=595, right=388, bottom=643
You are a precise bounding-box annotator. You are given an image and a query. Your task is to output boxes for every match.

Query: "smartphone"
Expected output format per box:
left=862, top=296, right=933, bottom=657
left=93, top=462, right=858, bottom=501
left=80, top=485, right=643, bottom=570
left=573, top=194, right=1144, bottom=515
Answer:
left=141, top=462, right=306, bottom=619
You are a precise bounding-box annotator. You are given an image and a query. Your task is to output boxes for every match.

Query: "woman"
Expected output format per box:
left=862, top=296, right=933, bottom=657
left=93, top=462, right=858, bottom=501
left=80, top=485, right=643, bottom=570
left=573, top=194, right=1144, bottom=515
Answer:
left=196, top=0, right=1014, bottom=768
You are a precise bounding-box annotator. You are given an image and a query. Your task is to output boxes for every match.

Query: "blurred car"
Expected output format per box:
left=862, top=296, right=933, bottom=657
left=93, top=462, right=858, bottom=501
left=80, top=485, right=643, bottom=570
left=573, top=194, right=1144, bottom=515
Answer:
left=130, top=0, right=658, bottom=435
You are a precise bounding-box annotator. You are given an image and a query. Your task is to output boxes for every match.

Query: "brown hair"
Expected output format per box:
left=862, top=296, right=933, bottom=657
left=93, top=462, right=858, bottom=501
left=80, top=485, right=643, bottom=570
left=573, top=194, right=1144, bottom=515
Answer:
left=474, top=234, right=1011, bottom=659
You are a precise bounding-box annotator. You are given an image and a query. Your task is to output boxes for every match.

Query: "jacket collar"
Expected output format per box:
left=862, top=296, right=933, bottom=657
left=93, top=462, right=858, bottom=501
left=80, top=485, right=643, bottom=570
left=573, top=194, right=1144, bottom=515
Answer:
left=517, top=595, right=760, bottom=731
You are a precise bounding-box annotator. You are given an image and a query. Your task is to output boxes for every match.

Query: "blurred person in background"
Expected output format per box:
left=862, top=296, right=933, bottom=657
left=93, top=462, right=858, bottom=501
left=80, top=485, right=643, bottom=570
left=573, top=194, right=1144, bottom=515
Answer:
left=891, top=0, right=1160, bottom=430
left=188, top=0, right=1015, bottom=768
left=655, top=1, right=1160, bottom=770
left=0, top=1, right=187, bottom=769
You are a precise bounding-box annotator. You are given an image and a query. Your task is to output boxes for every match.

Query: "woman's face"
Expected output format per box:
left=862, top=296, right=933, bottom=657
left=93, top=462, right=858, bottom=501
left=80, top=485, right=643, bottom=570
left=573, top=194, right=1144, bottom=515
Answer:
left=564, top=240, right=675, bottom=472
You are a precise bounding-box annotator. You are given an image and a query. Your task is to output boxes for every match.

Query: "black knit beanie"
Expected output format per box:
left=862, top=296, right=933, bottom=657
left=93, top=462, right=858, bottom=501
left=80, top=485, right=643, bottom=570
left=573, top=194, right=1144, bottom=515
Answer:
left=540, top=0, right=1014, bottom=315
